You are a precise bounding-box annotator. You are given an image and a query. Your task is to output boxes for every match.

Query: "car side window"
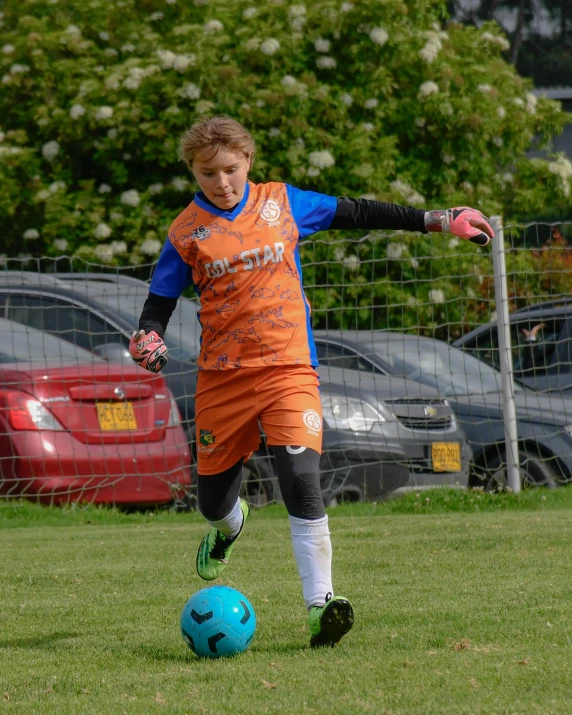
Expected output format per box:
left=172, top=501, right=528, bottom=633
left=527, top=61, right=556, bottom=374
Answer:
left=548, top=318, right=572, bottom=373
left=465, top=329, right=500, bottom=369
left=7, top=294, right=127, bottom=352
left=462, top=319, right=569, bottom=377
left=315, top=341, right=383, bottom=374
left=315, top=342, right=355, bottom=370
left=512, top=319, right=563, bottom=376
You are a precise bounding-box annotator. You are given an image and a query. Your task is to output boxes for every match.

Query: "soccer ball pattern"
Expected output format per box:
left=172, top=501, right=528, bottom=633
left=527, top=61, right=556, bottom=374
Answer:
left=180, top=585, right=256, bottom=658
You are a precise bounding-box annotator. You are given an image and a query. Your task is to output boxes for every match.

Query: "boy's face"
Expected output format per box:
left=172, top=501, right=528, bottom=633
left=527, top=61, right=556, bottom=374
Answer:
left=192, top=147, right=251, bottom=210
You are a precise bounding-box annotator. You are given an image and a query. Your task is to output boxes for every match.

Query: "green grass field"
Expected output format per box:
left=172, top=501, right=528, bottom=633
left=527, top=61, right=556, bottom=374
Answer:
left=2, top=489, right=572, bottom=714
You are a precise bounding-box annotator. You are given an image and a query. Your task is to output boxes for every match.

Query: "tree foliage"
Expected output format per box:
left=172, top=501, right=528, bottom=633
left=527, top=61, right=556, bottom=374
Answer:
left=0, top=0, right=569, bottom=288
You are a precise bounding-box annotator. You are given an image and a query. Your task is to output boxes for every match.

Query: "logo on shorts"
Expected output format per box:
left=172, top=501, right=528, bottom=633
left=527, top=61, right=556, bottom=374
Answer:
left=259, top=200, right=281, bottom=227
left=198, top=429, right=227, bottom=455
left=192, top=224, right=211, bottom=240
left=200, top=429, right=216, bottom=446
left=302, top=409, right=321, bottom=436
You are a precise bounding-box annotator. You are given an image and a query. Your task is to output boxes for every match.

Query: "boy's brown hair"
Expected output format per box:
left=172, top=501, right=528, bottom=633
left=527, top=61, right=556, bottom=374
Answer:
left=179, top=116, right=256, bottom=169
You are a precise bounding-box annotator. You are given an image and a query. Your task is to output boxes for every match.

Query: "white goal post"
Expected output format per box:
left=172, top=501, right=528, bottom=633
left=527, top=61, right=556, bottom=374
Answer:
left=491, top=216, right=521, bottom=494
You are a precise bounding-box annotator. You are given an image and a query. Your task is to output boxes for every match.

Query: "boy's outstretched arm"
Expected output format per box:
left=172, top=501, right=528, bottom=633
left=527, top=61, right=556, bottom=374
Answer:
left=329, top=198, right=493, bottom=246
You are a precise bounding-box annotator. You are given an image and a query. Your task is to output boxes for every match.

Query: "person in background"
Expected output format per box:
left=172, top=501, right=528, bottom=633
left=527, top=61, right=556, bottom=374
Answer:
left=520, top=322, right=547, bottom=373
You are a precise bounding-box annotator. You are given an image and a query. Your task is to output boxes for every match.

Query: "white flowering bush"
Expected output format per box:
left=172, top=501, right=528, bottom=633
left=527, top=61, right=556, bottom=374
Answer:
left=0, top=0, right=568, bottom=312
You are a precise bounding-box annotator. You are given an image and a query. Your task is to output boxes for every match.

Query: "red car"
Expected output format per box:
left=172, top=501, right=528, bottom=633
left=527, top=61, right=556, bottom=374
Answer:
left=0, top=318, right=191, bottom=507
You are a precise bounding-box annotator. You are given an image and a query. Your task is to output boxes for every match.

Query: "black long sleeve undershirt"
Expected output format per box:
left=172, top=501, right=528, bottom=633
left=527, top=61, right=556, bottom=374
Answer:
left=138, top=294, right=178, bottom=336
left=330, top=197, right=427, bottom=233
left=138, top=197, right=429, bottom=335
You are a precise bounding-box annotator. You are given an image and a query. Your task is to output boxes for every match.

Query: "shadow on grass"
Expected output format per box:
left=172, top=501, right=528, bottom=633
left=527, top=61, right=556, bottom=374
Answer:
left=134, top=645, right=193, bottom=664
left=0, top=631, right=80, bottom=649
left=135, top=640, right=305, bottom=663
left=248, top=642, right=307, bottom=655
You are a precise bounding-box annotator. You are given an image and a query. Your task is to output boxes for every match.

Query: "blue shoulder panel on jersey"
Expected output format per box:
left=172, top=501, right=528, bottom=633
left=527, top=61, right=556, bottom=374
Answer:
left=193, top=183, right=251, bottom=222
left=285, top=184, right=337, bottom=240
left=149, top=239, right=194, bottom=298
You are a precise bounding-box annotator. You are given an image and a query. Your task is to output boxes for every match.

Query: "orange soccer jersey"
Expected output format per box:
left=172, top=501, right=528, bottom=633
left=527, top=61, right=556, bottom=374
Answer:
left=149, top=181, right=337, bottom=370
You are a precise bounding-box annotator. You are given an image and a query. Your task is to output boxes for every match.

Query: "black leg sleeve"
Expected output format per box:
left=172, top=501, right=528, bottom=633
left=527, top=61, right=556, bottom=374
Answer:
left=272, top=446, right=325, bottom=520
left=197, top=460, right=243, bottom=521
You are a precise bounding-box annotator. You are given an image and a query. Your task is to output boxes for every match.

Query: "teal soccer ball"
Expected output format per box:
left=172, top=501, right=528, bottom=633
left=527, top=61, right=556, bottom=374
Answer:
left=180, top=585, right=256, bottom=658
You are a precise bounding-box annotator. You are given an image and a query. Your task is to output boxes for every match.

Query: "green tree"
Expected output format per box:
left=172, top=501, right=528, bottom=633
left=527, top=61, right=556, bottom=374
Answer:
left=0, top=0, right=568, bottom=276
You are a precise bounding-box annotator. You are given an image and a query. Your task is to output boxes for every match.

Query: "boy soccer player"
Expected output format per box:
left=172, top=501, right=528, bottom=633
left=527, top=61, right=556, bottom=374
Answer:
left=130, top=116, right=492, bottom=648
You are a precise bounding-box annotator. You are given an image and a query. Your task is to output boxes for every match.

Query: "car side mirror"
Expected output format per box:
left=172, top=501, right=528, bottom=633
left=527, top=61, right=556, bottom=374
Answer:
left=93, top=342, right=132, bottom=363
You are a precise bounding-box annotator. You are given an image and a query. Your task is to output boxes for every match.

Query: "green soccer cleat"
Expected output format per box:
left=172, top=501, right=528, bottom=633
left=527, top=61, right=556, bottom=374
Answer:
left=196, top=498, right=250, bottom=581
left=308, top=595, right=354, bottom=648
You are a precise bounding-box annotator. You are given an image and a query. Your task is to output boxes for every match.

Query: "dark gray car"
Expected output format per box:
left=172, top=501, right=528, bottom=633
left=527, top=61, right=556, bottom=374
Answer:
left=314, top=330, right=572, bottom=491
left=316, top=364, right=472, bottom=502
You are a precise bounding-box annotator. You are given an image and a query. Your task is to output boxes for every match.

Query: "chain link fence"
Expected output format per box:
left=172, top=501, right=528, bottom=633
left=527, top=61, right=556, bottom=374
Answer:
left=1, top=220, right=571, bottom=508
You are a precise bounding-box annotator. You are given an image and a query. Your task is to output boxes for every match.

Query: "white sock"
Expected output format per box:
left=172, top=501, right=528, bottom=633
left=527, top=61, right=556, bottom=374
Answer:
left=205, top=498, right=243, bottom=539
left=289, top=515, right=333, bottom=610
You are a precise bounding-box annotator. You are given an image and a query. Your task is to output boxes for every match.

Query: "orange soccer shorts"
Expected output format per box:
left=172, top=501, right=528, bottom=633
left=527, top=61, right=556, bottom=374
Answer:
left=195, top=364, right=323, bottom=475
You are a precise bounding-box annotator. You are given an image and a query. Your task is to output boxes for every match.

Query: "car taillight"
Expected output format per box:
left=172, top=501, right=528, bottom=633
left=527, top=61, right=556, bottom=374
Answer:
left=168, top=394, right=182, bottom=427
left=6, top=391, right=65, bottom=431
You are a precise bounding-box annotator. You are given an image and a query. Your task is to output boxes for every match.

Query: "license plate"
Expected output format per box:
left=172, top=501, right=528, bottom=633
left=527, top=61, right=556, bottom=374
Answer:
left=432, top=442, right=461, bottom=472
left=96, top=402, right=137, bottom=431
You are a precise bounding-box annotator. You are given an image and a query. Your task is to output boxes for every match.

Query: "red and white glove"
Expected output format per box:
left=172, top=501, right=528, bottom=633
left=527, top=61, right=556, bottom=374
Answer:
left=424, top=207, right=493, bottom=246
left=129, top=329, right=168, bottom=373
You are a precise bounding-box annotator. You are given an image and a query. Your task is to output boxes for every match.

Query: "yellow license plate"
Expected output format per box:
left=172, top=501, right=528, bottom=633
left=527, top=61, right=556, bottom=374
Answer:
left=96, top=402, right=137, bottom=431
left=432, top=442, right=461, bottom=472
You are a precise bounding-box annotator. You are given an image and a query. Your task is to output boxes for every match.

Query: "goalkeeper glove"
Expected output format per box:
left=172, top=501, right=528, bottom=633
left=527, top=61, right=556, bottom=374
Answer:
left=424, top=207, right=493, bottom=246
left=129, top=329, right=168, bottom=373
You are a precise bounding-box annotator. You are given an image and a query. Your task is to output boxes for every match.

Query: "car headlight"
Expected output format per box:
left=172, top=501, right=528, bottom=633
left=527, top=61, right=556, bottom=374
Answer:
left=321, top=394, right=385, bottom=432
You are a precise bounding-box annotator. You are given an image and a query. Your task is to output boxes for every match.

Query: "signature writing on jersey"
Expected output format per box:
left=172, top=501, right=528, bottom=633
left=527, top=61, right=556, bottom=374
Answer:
left=204, top=327, right=262, bottom=354
left=215, top=300, right=240, bottom=314
left=248, top=307, right=298, bottom=329
left=204, top=241, right=285, bottom=278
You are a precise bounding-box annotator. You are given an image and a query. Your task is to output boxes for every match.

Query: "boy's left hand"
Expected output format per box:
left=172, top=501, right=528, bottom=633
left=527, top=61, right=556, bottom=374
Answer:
left=129, top=329, right=168, bottom=373
left=425, top=207, right=493, bottom=246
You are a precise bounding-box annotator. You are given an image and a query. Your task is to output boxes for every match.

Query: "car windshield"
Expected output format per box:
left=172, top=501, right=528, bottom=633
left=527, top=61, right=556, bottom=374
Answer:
left=373, top=337, right=525, bottom=396
left=94, top=289, right=201, bottom=362
left=1, top=322, right=99, bottom=364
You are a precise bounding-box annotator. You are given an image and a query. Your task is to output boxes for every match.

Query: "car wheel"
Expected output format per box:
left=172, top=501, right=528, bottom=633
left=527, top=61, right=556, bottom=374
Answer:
left=324, top=485, right=363, bottom=507
left=241, top=454, right=278, bottom=507
left=478, top=447, right=559, bottom=492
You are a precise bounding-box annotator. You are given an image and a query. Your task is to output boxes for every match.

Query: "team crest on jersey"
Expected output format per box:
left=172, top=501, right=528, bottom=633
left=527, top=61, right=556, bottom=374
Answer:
left=259, top=200, right=281, bottom=227
left=192, top=224, right=211, bottom=240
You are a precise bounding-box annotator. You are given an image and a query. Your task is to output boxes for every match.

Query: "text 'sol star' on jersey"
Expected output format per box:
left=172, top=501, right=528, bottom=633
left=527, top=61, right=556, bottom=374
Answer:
left=204, top=242, right=285, bottom=278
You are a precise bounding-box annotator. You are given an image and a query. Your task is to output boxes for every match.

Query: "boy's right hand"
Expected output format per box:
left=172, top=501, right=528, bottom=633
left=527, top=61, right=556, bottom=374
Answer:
left=129, top=330, right=168, bottom=373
